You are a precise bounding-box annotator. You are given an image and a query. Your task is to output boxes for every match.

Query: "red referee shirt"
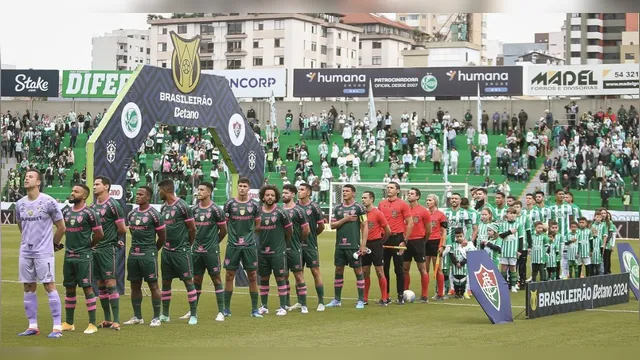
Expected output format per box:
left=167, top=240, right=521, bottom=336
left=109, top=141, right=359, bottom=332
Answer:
left=408, top=204, right=431, bottom=240
left=378, top=198, right=411, bottom=234
left=428, top=208, right=447, bottom=242
left=366, top=207, right=388, bottom=241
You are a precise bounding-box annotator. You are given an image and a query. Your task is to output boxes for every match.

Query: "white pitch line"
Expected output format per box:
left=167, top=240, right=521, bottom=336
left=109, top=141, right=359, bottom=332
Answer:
left=2, top=279, right=636, bottom=313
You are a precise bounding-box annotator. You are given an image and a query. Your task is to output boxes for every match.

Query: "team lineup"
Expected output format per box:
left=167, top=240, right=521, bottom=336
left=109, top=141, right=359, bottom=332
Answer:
left=15, top=169, right=616, bottom=337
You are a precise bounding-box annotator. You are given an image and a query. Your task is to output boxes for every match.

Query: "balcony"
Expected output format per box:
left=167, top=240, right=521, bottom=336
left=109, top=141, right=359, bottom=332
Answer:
left=586, top=45, right=603, bottom=53
left=587, top=18, right=604, bottom=26
left=570, top=17, right=582, bottom=25
left=587, top=31, right=603, bottom=40
left=225, top=32, right=247, bottom=39
left=586, top=58, right=603, bottom=64
left=570, top=43, right=582, bottom=51
left=225, top=48, right=247, bottom=56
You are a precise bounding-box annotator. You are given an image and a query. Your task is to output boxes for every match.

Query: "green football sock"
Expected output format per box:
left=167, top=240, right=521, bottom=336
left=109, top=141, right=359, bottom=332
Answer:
left=107, top=286, right=120, bottom=323
left=98, top=285, right=111, bottom=322
left=509, top=271, right=518, bottom=288
left=276, top=279, right=287, bottom=309
left=86, top=292, right=97, bottom=324
left=334, top=273, right=344, bottom=301
left=316, top=286, right=325, bottom=305
left=224, top=291, right=233, bottom=310
left=444, top=270, right=450, bottom=292
left=186, top=283, right=197, bottom=317
left=132, top=298, right=143, bottom=319
left=356, top=272, right=365, bottom=302
left=285, top=279, right=291, bottom=307
left=151, top=299, right=161, bottom=319
left=250, top=291, right=259, bottom=312
left=260, top=279, right=270, bottom=307
left=214, top=283, right=224, bottom=313
left=65, top=290, right=76, bottom=325
left=161, top=285, right=171, bottom=317
left=296, top=282, right=307, bottom=307
left=194, top=283, right=202, bottom=303
left=501, top=271, right=508, bottom=286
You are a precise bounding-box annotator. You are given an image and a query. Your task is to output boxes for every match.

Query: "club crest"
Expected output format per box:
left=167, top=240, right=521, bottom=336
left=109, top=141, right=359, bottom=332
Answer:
left=142, top=216, right=148, bottom=223
left=100, top=209, right=106, bottom=216
left=200, top=215, right=205, bottom=221
left=623, top=251, right=639, bottom=291
left=171, top=210, right=176, bottom=217
left=240, top=209, right=245, bottom=215
left=306, top=209, right=312, bottom=215
left=206, top=212, right=211, bottom=218
left=70, top=219, right=76, bottom=225
left=271, top=216, right=277, bottom=222
left=247, top=206, right=253, bottom=213
left=265, top=219, right=270, bottom=225
left=136, top=219, right=141, bottom=225
left=232, top=121, right=242, bottom=138
left=474, top=264, right=501, bottom=311
left=77, top=215, right=83, bottom=223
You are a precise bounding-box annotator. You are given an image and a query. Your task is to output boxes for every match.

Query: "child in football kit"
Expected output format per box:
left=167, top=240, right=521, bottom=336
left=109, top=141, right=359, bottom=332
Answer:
left=565, top=222, right=579, bottom=279
left=576, top=218, right=593, bottom=278
left=480, top=223, right=502, bottom=268
left=530, top=222, right=549, bottom=282
left=546, top=232, right=560, bottom=281
left=449, top=228, right=476, bottom=298
left=590, top=211, right=608, bottom=276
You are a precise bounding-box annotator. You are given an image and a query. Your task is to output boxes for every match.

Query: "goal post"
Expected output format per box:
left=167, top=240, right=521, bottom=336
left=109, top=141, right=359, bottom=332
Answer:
left=327, top=182, right=469, bottom=226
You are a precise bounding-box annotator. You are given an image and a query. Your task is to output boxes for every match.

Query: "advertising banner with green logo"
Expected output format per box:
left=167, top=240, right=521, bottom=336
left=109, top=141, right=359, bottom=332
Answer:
left=617, top=243, right=639, bottom=300
left=293, top=67, right=523, bottom=98
left=61, top=70, right=133, bottom=98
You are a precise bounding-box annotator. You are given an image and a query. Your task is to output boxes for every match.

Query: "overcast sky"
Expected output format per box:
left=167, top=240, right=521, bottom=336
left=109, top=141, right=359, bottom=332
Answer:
left=0, top=12, right=565, bottom=70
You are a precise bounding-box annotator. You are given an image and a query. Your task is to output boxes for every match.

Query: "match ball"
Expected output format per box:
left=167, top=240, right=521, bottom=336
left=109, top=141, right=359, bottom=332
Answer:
left=403, top=290, right=416, bottom=303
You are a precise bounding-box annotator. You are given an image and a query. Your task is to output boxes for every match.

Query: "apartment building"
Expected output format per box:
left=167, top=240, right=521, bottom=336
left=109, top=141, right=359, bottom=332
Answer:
left=91, top=29, right=151, bottom=70
left=395, top=13, right=489, bottom=64
left=565, top=13, right=638, bottom=65
left=341, top=13, right=415, bottom=68
left=148, top=13, right=362, bottom=98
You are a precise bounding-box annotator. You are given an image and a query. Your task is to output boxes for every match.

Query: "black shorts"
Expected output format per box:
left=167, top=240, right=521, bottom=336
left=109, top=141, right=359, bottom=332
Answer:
left=425, top=240, right=440, bottom=257
left=362, top=239, right=384, bottom=267
left=403, top=239, right=426, bottom=263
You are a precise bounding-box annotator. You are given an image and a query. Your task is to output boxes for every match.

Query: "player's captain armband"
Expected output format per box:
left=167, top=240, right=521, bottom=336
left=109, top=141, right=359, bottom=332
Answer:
left=441, top=221, right=448, bottom=229
left=359, top=215, right=368, bottom=223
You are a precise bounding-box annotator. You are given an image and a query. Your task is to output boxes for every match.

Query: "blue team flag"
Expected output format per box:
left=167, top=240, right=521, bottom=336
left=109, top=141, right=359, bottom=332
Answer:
left=467, top=250, right=513, bottom=324
left=617, top=243, right=639, bottom=300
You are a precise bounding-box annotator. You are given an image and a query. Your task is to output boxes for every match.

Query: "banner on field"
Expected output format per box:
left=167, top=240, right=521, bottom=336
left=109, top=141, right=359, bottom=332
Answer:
left=617, top=243, right=639, bottom=300
left=523, top=64, right=640, bottom=96
left=293, top=66, right=523, bottom=98
left=0, top=69, right=60, bottom=97
left=526, top=274, right=630, bottom=319
left=467, top=251, right=513, bottom=324
left=61, top=69, right=287, bottom=98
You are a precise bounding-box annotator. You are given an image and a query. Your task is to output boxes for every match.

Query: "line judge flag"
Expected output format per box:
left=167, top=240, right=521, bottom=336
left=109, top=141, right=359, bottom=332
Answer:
left=467, top=250, right=513, bottom=324
left=617, top=243, right=639, bottom=300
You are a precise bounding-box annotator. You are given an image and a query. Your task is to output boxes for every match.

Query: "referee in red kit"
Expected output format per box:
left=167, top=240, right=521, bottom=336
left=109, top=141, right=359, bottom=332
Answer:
left=378, top=182, right=413, bottom=304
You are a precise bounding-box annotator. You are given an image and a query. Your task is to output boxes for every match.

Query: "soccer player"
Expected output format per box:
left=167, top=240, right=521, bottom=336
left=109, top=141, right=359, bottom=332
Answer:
left=296, top=183, right=326, bottom=312
left=497, top=208, right=524, bottom=292
left=473, top=188, right=495, bottom=216
left=590, top=211, right=608, bottom=276
left=494, top=192, right=507, bottom=223
left=513, top=201, right=532, bottom=288
left=179, top=182, right=228, bottom=322
left=460, top=198, right=478, bottom=245
left=361, top=191, right=391, bottom=305
left=157, top=179, right=198, bottom=324
left=256, top=185, right=292, bottom=316
left=403, top=188, right=432, bottom=302
left=377, top=182, right=413, bottom=304
left=449, top=228, right=476, bottom=299
left=564, top=192, right=582, bottom=220
left=16, top=169, right=66, bottom=338
left=281, top=184, right=310, bottom=314
left=61, top=184, right=104, bottom=334
left=91, top=176, right=127, bottom=330
left=327, top=184, right=368, bottom=309
left=576, top=217, right=593, bottom=277
left=223, top=177, right=262, bottom=317
left=443, top=193, right=469, bottom=297
left=530, top=191, right=551, bottom=224
left=123, top=186, right=166, bottom=327
left=425, top=194, right=447, bottom=301
left=549, top=190, right=574, bottom=279
left=530, top=222, right=549, bottom=282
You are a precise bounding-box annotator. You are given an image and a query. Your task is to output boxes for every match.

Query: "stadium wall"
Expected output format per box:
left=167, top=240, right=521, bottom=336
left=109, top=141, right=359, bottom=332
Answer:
left=5, top=98, right=639, bottom=129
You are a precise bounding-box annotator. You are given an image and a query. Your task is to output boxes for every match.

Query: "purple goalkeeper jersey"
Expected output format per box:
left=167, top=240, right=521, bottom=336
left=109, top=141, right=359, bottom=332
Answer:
left=15, top=193, right=64, bottom=258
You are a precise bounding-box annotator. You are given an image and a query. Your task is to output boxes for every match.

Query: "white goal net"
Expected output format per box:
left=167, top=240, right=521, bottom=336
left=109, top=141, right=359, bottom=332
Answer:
left=327, top=182, right=469, bottom=225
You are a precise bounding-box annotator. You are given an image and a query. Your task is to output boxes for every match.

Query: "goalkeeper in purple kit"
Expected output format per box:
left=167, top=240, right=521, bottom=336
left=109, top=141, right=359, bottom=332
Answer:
left=16, top=170, right=67, bottom=338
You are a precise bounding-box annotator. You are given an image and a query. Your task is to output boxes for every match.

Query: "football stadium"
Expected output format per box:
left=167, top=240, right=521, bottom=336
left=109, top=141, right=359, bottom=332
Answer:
left=1, top=14, right=639, bottom=348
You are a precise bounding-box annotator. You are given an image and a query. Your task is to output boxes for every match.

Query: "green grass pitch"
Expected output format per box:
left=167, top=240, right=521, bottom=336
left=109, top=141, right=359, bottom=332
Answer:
left=1, top=225, right=638, bottom=347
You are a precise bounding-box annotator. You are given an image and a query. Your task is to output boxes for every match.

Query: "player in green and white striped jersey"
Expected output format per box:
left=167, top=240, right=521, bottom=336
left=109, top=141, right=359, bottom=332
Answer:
left=546, top=229, right=561, bottom=281
left=480, top=222, right=502, bottom=269
left=530, top=222, right=549, bottom=281
left=530, top=191, right=552, bottom=224
left=461, top=198, right=479, bottom=245
left=497, top=208, right=524, bottom=292
left=590, top=212, right=608, bottom=276
left=549, top=190, right=575, bottom=279
left=564, top=192, right=582, bottom=220
left=472, top=188, right=496, bottom=220
left=443, top=194, right=470, bottom=297
left=576, top=218, right=593, bottom=277
left=548, top=221, right=562, bottom=280
left=493, top=192, right=508, bottom=224
left=476, top=208, right=495, bottom=256
left=565, top=222, right=580, bottom=279
left=449, top=228, right=476, bottom=299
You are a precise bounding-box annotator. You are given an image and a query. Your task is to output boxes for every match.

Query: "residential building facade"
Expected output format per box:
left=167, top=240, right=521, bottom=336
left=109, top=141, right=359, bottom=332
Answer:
left=148, top=13, right=362, bottom=99
left=91, top=29, right=151, bottom=71
left=620, top=31, right=639, bottom=63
